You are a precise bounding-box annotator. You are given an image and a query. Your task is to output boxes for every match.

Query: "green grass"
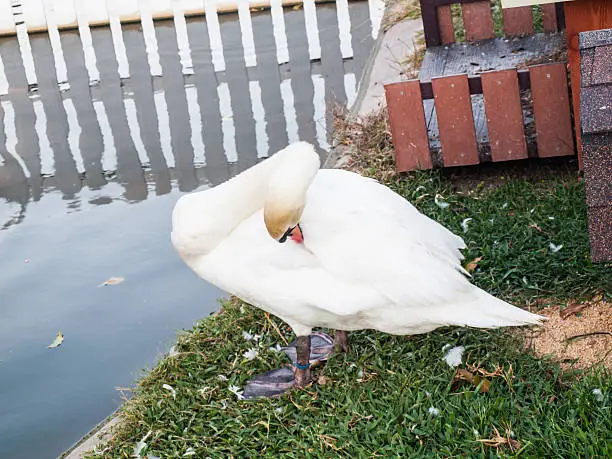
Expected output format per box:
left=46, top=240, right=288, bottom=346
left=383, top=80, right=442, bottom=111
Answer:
left=91, top=299, right=610, bottom=458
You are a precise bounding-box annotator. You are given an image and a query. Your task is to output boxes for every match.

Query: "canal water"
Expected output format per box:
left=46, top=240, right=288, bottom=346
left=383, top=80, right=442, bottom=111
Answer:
left=0, top=2, right=376, bottom=457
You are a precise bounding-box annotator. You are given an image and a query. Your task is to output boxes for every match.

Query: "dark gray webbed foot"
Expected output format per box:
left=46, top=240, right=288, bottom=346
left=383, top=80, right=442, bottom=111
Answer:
left=243, top=367, right=295, bottom=399
left=242, top=332, right=334, bottom=398
left=281, top=331, right=334, bottom=365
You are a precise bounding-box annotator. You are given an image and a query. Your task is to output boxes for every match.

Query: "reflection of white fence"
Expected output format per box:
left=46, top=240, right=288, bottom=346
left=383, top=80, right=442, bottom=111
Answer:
left=0, top=1, right=374, bottom=212
left=0, top=0, right=384, bottom=92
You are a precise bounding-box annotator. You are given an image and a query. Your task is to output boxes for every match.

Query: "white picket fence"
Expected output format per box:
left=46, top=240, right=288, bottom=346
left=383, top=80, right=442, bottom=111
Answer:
left=0, top=0, right=385, bottom=93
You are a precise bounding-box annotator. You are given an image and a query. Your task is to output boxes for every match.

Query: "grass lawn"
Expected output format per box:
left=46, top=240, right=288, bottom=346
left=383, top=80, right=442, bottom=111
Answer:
left=89, top=110, right=611, bottom=458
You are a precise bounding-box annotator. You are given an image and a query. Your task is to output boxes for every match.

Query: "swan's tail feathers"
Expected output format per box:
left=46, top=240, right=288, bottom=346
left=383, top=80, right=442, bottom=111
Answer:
left=452, top=289, right=545, bottom=329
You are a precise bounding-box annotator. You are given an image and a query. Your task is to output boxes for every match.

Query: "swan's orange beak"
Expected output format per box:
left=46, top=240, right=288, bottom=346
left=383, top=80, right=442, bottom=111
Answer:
left=279, top=224, right=303, bottom=244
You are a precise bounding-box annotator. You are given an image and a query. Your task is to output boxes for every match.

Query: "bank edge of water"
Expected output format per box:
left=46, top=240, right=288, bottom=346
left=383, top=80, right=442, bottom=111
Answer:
left=323, top=13, right=422, bottom=169
left=60, top=10, right=423, bottom=459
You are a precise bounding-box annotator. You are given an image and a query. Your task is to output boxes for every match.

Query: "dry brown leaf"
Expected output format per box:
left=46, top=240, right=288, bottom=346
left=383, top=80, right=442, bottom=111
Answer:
left=560, top=301, right=589, bottom=319
left=454, top=368, right=475, bottom=384
left=465, top=256, right=483, bottom=273
left=474, top=375, right=492, bottom=393
left=452, top=368, right=492, bottom=393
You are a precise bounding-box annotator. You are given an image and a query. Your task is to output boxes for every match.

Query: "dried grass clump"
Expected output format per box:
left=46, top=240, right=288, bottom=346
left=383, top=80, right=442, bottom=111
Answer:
left=332, top=107, right=398, bottom=183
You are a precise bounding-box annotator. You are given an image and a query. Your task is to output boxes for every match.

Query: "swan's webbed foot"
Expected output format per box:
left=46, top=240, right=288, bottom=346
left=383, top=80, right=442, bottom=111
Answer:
left=243, top=367, right=295, bottom=399
left=281, top=332, right=334, bottom=365
left=334, top=330, right=349, bottom=353
left=243, top=332, right=334, bottom=399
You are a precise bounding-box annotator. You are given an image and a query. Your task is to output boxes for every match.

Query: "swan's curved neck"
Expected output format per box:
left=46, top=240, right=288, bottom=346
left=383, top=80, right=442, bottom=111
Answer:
left=173, top=142, right=320, bottom=256
left=218, top=143, right=318, bottom=220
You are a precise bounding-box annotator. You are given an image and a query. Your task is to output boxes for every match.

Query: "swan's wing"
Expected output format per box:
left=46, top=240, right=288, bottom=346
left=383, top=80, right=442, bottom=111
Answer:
left=302, top=170, right=540, bottom=328
left=196, top=210, right=386, bottom=328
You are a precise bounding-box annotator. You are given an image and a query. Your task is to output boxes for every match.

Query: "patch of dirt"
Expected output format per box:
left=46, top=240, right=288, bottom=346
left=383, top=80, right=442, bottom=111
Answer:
left=525, top=298, right=612, bottom=370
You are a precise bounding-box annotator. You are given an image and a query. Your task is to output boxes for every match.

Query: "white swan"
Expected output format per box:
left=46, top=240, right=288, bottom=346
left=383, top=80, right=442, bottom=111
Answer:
left=171, top=142, right=543, bottom=389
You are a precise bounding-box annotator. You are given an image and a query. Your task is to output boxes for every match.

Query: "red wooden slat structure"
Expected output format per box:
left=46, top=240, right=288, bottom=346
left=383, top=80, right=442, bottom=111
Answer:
left=481, top=69, right=528, bottom=162
left=432, top=74, right=479, bottom=167
left=386, top=62, right=574, bottom=172
left=437, top=5, right=455, bottom=44
left=384, top=81, right=432, bottom=171
left=461, top=2, right=495, bottom=41
left=386, top=1, right=573, bottom=172
left=541, top=4, right=559, bottom=33
left=530, top=63, right=574, bottom=158
left=502, top=6, right=534, bottom=36
left=419, top=0, right=564, bottom=48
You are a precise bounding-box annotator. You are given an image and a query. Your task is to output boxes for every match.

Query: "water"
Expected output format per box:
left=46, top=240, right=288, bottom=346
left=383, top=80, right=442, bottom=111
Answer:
left=0, top=3, right=375, bottom=458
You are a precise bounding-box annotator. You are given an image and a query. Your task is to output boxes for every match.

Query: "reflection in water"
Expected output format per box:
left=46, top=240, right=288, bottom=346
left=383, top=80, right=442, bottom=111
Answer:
left=0, top=2, right=375, bottom=231
left=0, top=3, right=378, bottom=457
left=281, top=78, right=299, bottom=144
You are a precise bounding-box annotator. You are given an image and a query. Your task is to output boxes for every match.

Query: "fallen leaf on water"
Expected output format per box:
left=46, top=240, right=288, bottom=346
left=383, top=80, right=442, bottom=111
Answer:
left=100, top=276, right=125, bottom=287
left=560, top=301, right=589, bottom=319
left=465, top=257, right=483, bottom=274
left=48, top=331, right=64, bottom=349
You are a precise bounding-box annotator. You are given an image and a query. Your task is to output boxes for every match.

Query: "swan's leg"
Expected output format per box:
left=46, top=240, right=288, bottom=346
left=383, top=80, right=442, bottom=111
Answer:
left=294, top=335, right=312, bottom=387
left=334, top=330, right=349, bottom=353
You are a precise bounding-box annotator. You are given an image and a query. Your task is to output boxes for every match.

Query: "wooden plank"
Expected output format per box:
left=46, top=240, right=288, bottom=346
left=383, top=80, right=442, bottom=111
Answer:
left=481, top=69, right=528, bottom=161
left=385, top=81, right=433, bottom=171
left=437, top=5, right=455, bottom=44
left=432, top=74, right=479, bottom=166
left=564, top=0, right=612, bottom=166
left=530, top=63, right=574, bottom=157
left=461, top=1, right=495, bottom=41
left=541, top=4, right=558, bottom=33
left=502, top=6, right=534, bottom=36
left=420, top=0, right=441, bottom=46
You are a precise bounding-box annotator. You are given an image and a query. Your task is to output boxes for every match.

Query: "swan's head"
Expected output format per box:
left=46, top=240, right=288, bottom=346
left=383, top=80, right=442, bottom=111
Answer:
left=263, top=142, right=320, bottom=243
